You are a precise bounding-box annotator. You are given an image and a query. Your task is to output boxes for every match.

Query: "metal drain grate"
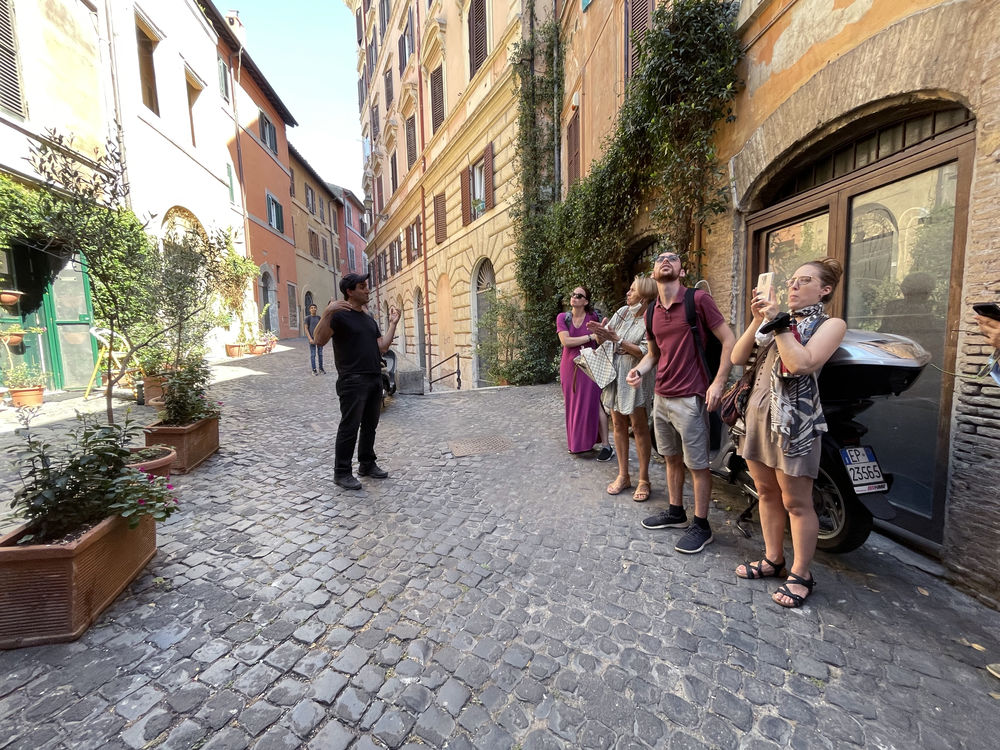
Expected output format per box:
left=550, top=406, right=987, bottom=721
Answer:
left=448, top=435, right=512, bottom=457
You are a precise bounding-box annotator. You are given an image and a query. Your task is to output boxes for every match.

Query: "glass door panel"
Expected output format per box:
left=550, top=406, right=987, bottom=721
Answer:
left=45, top=262, right=95, bottom=390
left=846, top=162, right=957, bottom=541
left=763, top=213, right=830, bottom=307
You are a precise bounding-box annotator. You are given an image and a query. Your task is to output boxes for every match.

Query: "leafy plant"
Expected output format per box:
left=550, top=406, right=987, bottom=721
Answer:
left=158, top=357, right=220, bottom=426
left=7, top=408, right=179, bottom=545
left=217, top=241, right=261, bottom=341
left=2, top=362, right=46, bottom=389
left=474, top=290, right=538, bottom=385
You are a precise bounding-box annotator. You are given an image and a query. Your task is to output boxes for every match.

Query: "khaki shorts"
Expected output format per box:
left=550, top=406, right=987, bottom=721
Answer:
left=652, top=394, right=710, bottom=469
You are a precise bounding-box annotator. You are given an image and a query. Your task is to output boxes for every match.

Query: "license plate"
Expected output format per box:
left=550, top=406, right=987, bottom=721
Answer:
left=840, top=446, right=888, bottom=494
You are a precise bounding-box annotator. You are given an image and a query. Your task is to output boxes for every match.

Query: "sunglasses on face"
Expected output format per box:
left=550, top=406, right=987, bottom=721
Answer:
left=655, top=253, right=681, bottom=264
left=570, top=293, right=588, bottom=300
left=785, top=275, right=815, bottom=288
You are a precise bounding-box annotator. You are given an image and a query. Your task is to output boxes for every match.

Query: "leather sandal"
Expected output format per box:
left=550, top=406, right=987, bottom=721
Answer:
left=773, top=572, right=816, bottom=608
left=736, top=555, right=786, bottom=580
left=606, top=475, right=632, bottom=495
left=632, top=480, right=651, bottom=502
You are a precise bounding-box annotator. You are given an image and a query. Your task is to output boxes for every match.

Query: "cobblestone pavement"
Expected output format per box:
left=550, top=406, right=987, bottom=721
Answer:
left=2, top=340, right=999, bottom=750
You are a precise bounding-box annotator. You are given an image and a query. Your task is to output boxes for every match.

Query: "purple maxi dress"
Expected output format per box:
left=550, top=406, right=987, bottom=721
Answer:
left=557, top=311, right=601, bottom=453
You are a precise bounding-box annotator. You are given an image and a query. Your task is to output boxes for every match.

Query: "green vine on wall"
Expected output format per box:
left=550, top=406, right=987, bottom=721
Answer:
left=502, top=0, right=742, bottom=384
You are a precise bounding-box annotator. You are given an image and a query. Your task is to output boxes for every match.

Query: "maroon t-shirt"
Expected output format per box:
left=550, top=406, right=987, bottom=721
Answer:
left=646, top=289, right=725, bottom=398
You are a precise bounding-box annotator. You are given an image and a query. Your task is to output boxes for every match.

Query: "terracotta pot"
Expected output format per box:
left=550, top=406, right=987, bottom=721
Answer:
left=0, top=333, right=24, bottom=347
left=146, top=396, right=165, bottom=409
left=142, top=375, right=166, bottom=402
left=126, top=445, right=176, bottom=478
left=0, top=515, right=156, bottom=649
left=9, top=386, right=44, bottom=407
left=249, top=343, right=267, bottom=355
left=0, top=290, right=23, bottom=306
left=225, top=343, right=247, bottom=357
left=144, top=415, right=219, bottom=474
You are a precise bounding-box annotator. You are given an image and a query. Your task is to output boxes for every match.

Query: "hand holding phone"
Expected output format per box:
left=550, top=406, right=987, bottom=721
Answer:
left=973, top=302, right=1000, bottom=321
left=756, top=272, right=774, bottom=302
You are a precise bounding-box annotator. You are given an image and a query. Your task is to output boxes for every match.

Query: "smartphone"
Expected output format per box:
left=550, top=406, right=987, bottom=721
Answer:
left=974, top=302, right=1000, bottom=321
left=756, top=272, right=775, bottom=302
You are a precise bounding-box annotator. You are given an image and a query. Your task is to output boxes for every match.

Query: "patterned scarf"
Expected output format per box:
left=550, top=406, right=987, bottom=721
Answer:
left=758, top=303, right=828, bottom=457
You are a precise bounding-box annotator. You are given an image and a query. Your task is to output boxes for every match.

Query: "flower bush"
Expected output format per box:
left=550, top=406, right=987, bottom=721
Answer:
left=159, top=357, right=220, bottom=426
left=7, top=409, right=179, bottom=545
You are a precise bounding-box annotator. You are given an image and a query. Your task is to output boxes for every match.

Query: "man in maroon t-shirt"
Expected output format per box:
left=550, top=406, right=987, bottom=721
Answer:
left=625, top=250, right=735, bottom=553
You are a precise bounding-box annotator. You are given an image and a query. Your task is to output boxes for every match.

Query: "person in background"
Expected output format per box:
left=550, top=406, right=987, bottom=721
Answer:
left=731, top=258, right=846, bottom=608
left=557, top=285, right=613, bottom=460
left=589, top=275, right=657, bottom=501
left=304, top=303, right=325, bottom=375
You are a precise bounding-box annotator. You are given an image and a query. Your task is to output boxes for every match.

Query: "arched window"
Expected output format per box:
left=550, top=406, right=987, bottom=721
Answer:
left=472, top=258, right=496, bottom=387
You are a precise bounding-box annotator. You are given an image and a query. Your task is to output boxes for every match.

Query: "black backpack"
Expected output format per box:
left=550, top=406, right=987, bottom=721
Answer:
left=645, top=287, right=722, bottom=382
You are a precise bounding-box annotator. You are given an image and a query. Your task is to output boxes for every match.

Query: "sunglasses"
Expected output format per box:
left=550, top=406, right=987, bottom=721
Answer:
left=570, top=293, right=588, bottom=300
left=654, top=253, right=681, bottom=263
left=785, top=275, right=815, bottom=288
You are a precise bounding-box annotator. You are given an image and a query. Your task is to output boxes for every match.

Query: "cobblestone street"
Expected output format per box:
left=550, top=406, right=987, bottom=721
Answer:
left=1, top=340, right=998, bottom=750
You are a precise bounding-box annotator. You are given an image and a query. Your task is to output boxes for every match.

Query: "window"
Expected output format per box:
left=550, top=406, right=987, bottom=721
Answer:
left=136, top=21, right=159, bottom=115
left=217, top=55, right=230, bottom=102
left=356, top=8, right=363, bottom=44
left=461, top=143, right=494, bottom=225
left=567, top=110, right=581, bottom=187
left=259, top=112, right=278, bottom=153
left=626, top=0, right=652, bottom=82
left=384, top=69, right=393, bottom=109
left=398, top=8, right=414, bottom=76
left=434, top=192, right=447, bottom=243
left=305, top=184, right=316, bottom=214
left=345, top=201, right=353, bottom=227
left=186, top=76, right=201, bottom=147
left=322, top=236, right=328, bottom=264
left=471, top=160, right=485, bottom=220
left=319, top=198, right=325, bottom=223
left=287, top=283, right=298, bottom=328
left=392, top=237, right=402, bottom=272
left=289, top=167, right=296, bottom=197
left=331, top=203, right=338, bottom=227
left=430, top=65, right=444, bottom=133
left=358, top=75, right=365, bottom=111
left=379, top=0, right=389, bottom=39
left=348, top=242, right=357, bottom=271
left=371, top=103, right=380, bottom=140
left=0, top=0, right=24, bottom=117
left=376, top=174, right=384, bottom=213
left=405, top=115, right=417, bottom=169
left=308, top=229, right=320, bottom=258
left=390, top=151, right=398, bottom=194
left=226, top=163, right=236, bottom=204
left=266, top=194, right=284, bottom=233
left=468, top=0, right=487, bottom=78
left=407, top=218, right=422, bottom=261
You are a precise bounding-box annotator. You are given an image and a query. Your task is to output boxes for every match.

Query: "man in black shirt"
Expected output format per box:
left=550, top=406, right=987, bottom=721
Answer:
left=314, top=272, right=400, bottom=490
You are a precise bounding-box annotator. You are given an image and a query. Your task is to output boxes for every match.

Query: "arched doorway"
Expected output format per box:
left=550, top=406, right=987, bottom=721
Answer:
left=413, top=288, right=425, bottom=371
left=303, top=290, right=314, bottom=312
left=436, top=274, right=454, bottom=386
left=472, top=259, right=496, bottom=387
left=259, top=271, right=277, bottom=332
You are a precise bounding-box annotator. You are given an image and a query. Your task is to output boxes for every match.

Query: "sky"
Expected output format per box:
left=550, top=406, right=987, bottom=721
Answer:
left=225, top=0, right=364, bottom=198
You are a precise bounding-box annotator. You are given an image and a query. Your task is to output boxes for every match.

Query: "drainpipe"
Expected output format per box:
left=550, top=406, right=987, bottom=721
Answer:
left=230, top=45, right=255, bottom=317
left=416, top=2, right=432, bottom=383
left=552, top=0, right=559, bottom=193
left=102, top=0, right=130, bottom=207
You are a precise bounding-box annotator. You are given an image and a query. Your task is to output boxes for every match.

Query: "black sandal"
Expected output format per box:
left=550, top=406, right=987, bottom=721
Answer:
left=736, top=555, right=786, bottom=580
left=773, top=572, right=816, bottom=608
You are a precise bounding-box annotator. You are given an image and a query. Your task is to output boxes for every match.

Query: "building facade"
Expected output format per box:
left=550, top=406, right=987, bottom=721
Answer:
left=288, top=143, right=340, bottom=325
left=560, top=0, right=1000, bottom=605
left=199, top=3, right=300, bottom=339
left=329, top=183, right=369, bottom=282
left=348, top=0, right=522, bottom=388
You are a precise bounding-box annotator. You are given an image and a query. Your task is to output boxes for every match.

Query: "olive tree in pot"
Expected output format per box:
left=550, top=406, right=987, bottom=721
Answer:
left=143, top=357, right=221, bottom=473
left=1, top=408, right=179, bottom=649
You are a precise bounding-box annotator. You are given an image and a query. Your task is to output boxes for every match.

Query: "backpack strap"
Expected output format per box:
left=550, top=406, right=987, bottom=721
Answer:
left=645, top=298, right=655, bottom=335
left=685, top=287, right=712, bottom=382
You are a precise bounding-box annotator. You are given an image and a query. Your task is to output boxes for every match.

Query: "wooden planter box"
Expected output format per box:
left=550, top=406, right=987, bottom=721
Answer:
left=142, top=375, right=166, bottom=402
left=144, top=416, right=219, bottom=474
left=0, top=515, right=156, bottom=649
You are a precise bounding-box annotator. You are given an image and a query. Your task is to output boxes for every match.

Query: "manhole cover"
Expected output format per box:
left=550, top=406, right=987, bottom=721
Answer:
left=448, top=435, right=512, bottom=457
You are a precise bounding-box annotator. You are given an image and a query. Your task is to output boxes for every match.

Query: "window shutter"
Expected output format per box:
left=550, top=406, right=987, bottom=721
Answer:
left=460, top=166, right=471, bottom=226
left=398, top=34, right=406, bottom=77
left=434, top=192, right=447, bottom=243
left=371, top=104, right=379, bottom=139
left=415, top=216, right=422, bottom=257
left=356, top=8, right=363, bottom=44
left=384, top=69, right=393, bottom=108
left=276, top=201, right=284, bottom=233
left=627, top=0, right=651, bottom=81
left=358, top=76, right=364, bottom=111
left=468, top=0, right=487, bottom=78
left=390, top=152, right=398, bottom=194
left=483, top=142, right=495, bottom=211
left=430, top=65, right=444, bottom=133
left=567, top=110, right=580, bottom=186
left=405, top=115, right=416, bottom=169
left=376, top=174, right=384, bottom=213
left=405, top=224, right=412, bottom=263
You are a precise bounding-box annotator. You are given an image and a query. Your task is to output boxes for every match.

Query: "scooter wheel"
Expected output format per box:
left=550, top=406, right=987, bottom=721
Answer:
left=814, top=462, right=873, bottom=553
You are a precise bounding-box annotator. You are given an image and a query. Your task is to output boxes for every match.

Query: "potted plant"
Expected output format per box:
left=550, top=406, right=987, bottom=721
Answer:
left=1, top=408, right=179, bottom=649
left=261, top=330, right=278, bottom=353
left=126, top=444, right=177, bottom=478
left=136, top=344, right=172, bottom=403
left=2, top=362, right=47, bottom=406
left=143, top=357, right=220, bottom=473
left=0, top=289, right=24, bottom=307
left=217, top=244, right=260, bottom=357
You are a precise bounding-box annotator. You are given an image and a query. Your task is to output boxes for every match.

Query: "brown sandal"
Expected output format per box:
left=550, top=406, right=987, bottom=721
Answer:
left=632, top=480, right=651, bottom=502
left=607, top=475, right=632, bottom=495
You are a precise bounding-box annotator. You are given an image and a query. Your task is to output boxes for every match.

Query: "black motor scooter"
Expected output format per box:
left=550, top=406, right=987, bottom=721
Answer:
left=380, top=349, right=397, bottom=405
left=710, top=329, right=930, bottom=553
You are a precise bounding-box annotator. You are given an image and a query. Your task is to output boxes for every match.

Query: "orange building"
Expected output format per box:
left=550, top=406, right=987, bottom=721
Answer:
left=199, top=3, right=299, bottom=339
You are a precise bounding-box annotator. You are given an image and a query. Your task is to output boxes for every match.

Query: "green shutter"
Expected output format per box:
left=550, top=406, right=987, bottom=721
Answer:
left=226, top=163, right=235, bottom=203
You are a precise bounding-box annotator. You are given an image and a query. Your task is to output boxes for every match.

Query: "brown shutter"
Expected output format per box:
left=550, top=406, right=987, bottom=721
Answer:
left=628, top=0, right=652, bottom=81
left=414, top=216, right=422, bottom=257
left=434, top=192, right=447, bottom=243
left=356, top=9, right=363, bottom=44
left=390, top=152, right=397, bottom=194
left=567, top=110, right=580, bottom=186
left=460, top=167, right=471, bottom=226
left=398, top=33, right=406, bottom=77
left=430, top=66, right=444, bottom=133
left=483, top=142, right=495, bottom=211
left=405, top=116, right=416, bottom=169
left=376, top=174, right=384, bottom=213
left=468, top=0, right=487, bottom=77
left=405, top=224, right=413, bottom=263
left=384, top=69, right=393, bottom=108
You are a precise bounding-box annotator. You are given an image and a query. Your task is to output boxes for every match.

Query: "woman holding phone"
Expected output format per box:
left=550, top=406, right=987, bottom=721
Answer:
left=730, top=258, right=846, bottom=608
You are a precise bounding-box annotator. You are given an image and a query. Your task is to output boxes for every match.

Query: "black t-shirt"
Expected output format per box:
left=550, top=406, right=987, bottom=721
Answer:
left=304, top=314, right=321, bottom=338
left=330, top=309, right=383, bottom=374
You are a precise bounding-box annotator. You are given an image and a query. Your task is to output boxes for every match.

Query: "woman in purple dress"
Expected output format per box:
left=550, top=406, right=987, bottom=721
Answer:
left=557, top=286, right=612, bottom=459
